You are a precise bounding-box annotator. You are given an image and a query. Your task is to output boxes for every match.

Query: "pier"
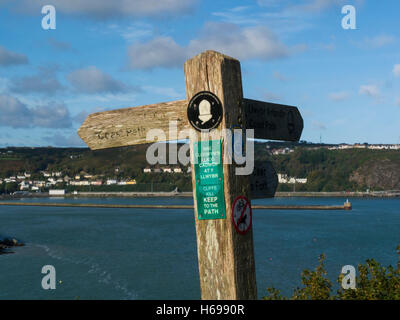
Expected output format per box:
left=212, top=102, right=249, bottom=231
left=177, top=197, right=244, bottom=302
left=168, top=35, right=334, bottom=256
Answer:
left=0, top=201, right=352, bottom=210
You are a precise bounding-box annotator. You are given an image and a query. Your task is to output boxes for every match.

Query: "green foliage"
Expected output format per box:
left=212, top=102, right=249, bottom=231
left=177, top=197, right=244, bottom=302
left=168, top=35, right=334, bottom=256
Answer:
left=1, top=143, right=400, bottom=194
left=263, top=246, right=400, bottom=300
left=0, top=145, right=194, bottom=193
left=270, top=147, right=400, bottom=192
left=0, top=182, right=18, bottom=194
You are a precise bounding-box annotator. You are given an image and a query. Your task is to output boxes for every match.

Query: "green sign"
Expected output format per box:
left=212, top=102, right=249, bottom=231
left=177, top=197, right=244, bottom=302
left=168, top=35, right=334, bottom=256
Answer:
left=194, top=140, right=226, bottom=220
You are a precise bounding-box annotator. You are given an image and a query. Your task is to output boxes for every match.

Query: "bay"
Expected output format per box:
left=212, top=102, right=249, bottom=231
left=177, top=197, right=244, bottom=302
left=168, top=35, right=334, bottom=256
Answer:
left=0, top=197, right=399, bottom=300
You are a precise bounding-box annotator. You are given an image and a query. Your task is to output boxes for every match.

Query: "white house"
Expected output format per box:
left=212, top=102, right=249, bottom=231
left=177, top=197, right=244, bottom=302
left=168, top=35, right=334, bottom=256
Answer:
left=49, top=189, right=65, bottom=196
left=278, top=173, right=307, bottom=184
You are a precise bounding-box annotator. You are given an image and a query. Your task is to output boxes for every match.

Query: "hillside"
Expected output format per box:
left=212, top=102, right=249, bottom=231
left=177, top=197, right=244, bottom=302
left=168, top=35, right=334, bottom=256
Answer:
left=350, top=159, right=400, bottom=190
left=269, top=147, right=400, bottom=191
left=0, top=143, right=399, bottom=192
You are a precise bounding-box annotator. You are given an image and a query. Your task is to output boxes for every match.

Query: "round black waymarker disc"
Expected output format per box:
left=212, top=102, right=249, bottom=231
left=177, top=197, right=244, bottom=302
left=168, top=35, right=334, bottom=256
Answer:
left=187, top=91, right=223, bottom=131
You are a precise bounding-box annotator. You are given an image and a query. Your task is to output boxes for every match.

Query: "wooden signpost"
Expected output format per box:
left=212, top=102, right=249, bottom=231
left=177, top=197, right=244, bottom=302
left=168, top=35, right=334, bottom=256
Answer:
left=250, top=161, right=278, bottom=199
left=78, top=50, right=303, bottom=300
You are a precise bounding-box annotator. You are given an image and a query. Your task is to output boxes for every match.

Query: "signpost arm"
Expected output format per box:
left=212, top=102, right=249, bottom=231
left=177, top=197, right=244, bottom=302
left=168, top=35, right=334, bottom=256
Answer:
left=185, top=50, right=257, bottom=300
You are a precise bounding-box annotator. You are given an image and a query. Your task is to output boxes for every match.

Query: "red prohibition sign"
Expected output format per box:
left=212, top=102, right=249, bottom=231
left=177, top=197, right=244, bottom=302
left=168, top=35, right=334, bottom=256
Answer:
left=232, top=195, right=252, bottom=235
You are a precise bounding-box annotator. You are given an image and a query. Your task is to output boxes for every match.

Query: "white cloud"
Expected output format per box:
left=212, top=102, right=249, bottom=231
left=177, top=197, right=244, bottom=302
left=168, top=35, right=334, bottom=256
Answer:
left=258, top=0, right=343, bottom=11
left=358, top=35, right=396, bottom=49
left=128, top=22, right=289, bottom=70
left=273, top=71, right=289, bottom=82
left=10, top=68, right=63, bottom=94
left=66, top=66, right=135, bottom=94
left=44, top=132, right=86, bottom=147
left=128, top=37, right=187, bottom=70
left=189, top=22, right=288, bottom=61
left=393, top=64, right=400, bottom=77
left=48, top=37, right=73, bottom=51
left=32, top=103, right=72, bottom=128
left=0, top=94, right=72, bottom=128
left=259, top=0, right=348, bottom=13
left=0, top=94, right=31, bottom=127
left=2, top=0, right=197, bottom=19
left=292, top=0, right=347, bottom=12
left=257, top=0, right=282, bottom=7
left=359, top=85, right=380, bottom=98
left=263, top=91, right=282, bottom=102
left=329, top=91, right=350, bottom=102
left=0, top=45, right=28, bottom=66
left=312, top=121, right=327, bottom=130
left=142, top=86, right=184, bottom=100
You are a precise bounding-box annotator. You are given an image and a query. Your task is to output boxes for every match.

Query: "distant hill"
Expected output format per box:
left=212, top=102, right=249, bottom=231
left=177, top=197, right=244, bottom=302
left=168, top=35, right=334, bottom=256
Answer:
left=0, top=142, right=399, bottom=192
left=269, top=147, right=400, bottom=192
left=350, top=159, right=400, bottom=190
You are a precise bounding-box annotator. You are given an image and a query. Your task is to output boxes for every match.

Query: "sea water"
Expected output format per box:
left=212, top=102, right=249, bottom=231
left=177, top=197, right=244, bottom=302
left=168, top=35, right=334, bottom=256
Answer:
left=0, top=197, right=399, bottom=299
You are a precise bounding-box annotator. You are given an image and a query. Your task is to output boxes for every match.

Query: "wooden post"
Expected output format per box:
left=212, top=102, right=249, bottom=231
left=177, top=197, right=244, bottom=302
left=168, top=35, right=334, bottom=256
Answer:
left=78, top=49, right=303, bottom=301
left=185, top=50, right=257, bottom=300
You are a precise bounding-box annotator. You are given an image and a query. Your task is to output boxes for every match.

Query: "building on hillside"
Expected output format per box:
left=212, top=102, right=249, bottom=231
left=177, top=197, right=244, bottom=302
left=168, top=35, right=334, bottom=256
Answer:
left=34, top=181, right=46, bottom=187
left=173, top=168, right=183, bottom=173
left=143, top=168, right=152, bottom=173
left=278, top=173, right=308, bottom=184
left=272, top=148, right=294, bottom=155
left=49, top=189, right=65, bottom=196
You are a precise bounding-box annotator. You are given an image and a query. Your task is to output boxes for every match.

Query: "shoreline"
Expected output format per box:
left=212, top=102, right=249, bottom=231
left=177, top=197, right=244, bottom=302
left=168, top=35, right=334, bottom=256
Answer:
left=1, top=191, right=400, bottom=199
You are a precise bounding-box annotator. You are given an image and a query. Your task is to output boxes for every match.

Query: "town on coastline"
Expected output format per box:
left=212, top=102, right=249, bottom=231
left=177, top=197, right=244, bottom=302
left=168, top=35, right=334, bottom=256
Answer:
left=0, top=142, right=399, bottom=196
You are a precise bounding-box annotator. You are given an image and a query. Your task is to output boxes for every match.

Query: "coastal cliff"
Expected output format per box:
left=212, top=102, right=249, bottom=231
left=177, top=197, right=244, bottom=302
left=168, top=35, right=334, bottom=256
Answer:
left=350, top=159, right=400, bottom=190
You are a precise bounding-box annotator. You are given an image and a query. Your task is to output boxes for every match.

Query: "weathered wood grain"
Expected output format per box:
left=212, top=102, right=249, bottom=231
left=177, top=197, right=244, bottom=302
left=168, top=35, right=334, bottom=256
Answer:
left=244, top=99, right=303, bottom=141
left=78, top=98, right=302, bottom=151
left=250, top=161, right=278, bottom=199
left=78, top=100, right=189, bottom=150
left=185, top=50, right=257, bottom=300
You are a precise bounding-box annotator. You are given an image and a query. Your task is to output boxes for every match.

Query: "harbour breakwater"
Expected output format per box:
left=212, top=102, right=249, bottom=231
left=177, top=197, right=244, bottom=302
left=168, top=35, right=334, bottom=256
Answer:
left=0, top=201, right=352, bottom=210
left=1, top=191, right=399, bottom=200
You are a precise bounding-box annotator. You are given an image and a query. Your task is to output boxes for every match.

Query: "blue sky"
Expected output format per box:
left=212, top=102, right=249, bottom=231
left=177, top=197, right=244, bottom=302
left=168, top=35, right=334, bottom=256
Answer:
left=0, top=0, right=399, bottom=147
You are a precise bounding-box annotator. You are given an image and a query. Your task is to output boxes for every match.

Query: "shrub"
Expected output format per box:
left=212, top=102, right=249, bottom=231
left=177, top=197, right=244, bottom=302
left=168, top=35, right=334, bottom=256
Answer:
left=263, top=245, right=400, bottom=300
